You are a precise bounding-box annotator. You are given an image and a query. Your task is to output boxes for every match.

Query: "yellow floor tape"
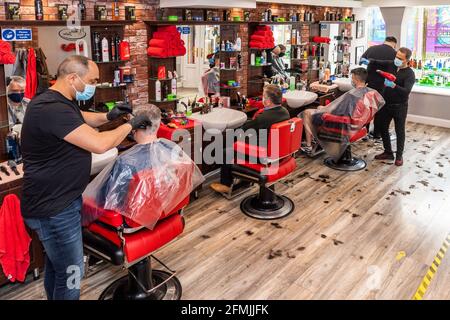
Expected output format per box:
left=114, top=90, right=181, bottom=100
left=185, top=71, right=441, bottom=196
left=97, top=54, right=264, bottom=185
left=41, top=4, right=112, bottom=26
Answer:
left=413, top=233, right=450, bottom=300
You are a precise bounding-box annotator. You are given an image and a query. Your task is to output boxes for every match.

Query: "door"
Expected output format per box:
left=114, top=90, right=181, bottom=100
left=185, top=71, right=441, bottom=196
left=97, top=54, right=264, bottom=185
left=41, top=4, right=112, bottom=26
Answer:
left=179, top=25, right=219, bottom=91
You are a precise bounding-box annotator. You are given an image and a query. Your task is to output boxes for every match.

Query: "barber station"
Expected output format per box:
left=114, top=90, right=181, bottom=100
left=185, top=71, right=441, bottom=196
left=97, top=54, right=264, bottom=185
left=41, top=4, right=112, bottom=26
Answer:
left=0, top=0, right=449, bottom=303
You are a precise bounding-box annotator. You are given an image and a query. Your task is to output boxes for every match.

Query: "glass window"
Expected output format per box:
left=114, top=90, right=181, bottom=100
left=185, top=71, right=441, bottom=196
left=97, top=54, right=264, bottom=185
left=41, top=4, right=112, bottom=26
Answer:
left=425, top=6, right=450, bottom=59
left=367, top=7, right=386, bottom=47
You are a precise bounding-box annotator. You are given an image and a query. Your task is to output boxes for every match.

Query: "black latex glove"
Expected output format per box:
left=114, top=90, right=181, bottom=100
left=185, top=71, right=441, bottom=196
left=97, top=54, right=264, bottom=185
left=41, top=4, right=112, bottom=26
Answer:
left=106, top=103, right=133, bottom=121
left=128, top=114, right=152, bottom=130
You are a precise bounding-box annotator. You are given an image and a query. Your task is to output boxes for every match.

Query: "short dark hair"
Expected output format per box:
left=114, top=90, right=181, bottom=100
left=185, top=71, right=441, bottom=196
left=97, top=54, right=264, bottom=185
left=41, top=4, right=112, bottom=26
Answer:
left=385, top=36, right=397, bottom=44
left=263, top=84, right=282, bottom=105
left=57, top=55, right=91, bottom=78
left=351, top=67, right=368, bottom=83
left=399, top=47, right=412, bottom=60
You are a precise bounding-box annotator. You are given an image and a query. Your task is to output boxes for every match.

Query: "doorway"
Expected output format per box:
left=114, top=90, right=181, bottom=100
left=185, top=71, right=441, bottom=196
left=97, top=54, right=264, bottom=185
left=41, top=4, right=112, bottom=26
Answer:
left=177, top=25, right=220, bottom=97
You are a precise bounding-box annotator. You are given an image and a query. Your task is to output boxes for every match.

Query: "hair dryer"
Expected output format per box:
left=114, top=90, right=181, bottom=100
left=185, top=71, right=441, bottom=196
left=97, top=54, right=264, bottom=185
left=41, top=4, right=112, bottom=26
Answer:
left=376, top=70, right=396, bottom=82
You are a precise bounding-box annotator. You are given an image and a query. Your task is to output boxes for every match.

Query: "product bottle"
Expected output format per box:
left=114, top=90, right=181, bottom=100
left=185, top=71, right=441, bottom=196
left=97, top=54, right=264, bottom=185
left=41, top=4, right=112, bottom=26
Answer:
left=6, top=129, right=22, bottom=163
left=35, top=0, right=44, bottom=21
left=93, top=32, right=101, bottom=62
left=112, top=0, right=120, bottom=21
left=221, top=41, right=225, bottom=51
left=250, top=52, right=255, bottom=66
left=261, top=50, right=267, bottom=65
left=113, top=66, right=120, bottom=86
left=236, top=33, right=241, bottom=51
left=289, top=76, right=296, bottom=91
left=171, top=76, right=177, bottom=96
left=101, top=37, right=110, bottom=62
left=110, top=36, right=116, bottom=61
left=114, top=35, right=120, bottom=61
left=119, top=41, right=130, bottom=60
left=78, top=0, right=86, bottom=20
left=155, top=79, right=162, bottom=101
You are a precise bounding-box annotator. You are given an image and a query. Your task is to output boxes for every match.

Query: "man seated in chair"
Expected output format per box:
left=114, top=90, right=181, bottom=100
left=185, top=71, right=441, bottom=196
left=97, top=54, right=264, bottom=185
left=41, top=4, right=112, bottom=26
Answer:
left=210, top=84, right=290, bottom=194
left=83, top=104, right=203, bottom=229
left=300, top=68, right=384, bottom=157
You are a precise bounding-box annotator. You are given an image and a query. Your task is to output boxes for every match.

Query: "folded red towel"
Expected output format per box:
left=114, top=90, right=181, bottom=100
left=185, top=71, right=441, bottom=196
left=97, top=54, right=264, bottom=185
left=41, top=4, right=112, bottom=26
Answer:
left=250, top=35, right=266, bottom=42
left=147, top=47, right=168, bottom=58
left=312, top=36, right=331, bottom=44
left=158, top=25, right=178, bottom=33
left=149, top=38, right=168, bottom=49
left=256, top=25, right=271, bottom=31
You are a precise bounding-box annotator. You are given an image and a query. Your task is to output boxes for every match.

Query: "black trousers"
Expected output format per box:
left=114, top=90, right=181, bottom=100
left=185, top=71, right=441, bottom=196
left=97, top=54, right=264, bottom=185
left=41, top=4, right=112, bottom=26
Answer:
left=377, top=103, right=408, bottom=159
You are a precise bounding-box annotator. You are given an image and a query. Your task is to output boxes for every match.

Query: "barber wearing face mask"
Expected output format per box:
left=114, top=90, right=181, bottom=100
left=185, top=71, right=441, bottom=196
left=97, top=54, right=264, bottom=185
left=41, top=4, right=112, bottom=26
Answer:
left=266, top=44, right=289, bottom=81
left=369, top=47, right=415, bottom=167
left=6, top=76, right=28, bottom=130
left=20, top=55, right=150, bottom=300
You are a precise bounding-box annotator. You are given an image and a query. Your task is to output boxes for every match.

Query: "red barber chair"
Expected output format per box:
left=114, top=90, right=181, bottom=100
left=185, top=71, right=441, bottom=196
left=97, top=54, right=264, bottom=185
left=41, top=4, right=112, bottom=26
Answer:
left=317, top=108, right=375, bottom=171
left=82, top=171, right=189, bottom=300
left=230, top=118, right=303, bottom=220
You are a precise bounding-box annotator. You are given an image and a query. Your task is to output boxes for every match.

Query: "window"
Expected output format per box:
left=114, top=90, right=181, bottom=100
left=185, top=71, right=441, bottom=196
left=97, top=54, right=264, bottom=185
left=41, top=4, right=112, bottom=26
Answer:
left=367, top=7, right=386, bottom=47
left=425, top=6, right=450, bottom=59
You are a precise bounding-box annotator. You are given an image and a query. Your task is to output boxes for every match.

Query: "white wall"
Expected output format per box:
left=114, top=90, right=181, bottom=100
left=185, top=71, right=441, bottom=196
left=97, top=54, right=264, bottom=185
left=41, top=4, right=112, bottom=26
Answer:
left=350, top=7, right=369, bottom=68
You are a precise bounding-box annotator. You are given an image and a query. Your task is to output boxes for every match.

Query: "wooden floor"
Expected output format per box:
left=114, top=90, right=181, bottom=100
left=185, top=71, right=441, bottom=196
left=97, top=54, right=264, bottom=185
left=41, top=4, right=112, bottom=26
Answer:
left=1, top=122, right=450, bottom=300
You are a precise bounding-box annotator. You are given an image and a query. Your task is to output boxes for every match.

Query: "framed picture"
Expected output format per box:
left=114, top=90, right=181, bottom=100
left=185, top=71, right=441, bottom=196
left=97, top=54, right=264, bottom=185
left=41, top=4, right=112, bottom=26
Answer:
left=356, top=20, right=365, bottom=39
left=355, top=46, right=365, bottom=65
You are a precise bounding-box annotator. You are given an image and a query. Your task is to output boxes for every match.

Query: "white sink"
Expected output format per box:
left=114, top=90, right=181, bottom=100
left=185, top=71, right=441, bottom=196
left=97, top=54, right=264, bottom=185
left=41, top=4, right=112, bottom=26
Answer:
left=91, top=148, right=118, bottom=175
left=283, top=90, right=318, bottom=109
left=187, top=107, right=247, bottom=132
left=333, top=78, right=353, bottom=92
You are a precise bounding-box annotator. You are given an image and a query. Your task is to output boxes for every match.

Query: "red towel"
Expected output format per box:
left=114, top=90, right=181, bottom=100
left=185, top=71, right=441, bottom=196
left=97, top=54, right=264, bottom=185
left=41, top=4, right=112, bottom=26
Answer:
left=25, top=48, right=37, bottom=100
left=250, top=35, right=266, bottom=42
left=147, top=47, right=168, bottom=58
left=312, top=36, right=331, bottom=44
left=0, top=195, right=32, bottom=283
left=149, top=39, right=168, bottom=49
left=158, top=25, right=177, bottom=33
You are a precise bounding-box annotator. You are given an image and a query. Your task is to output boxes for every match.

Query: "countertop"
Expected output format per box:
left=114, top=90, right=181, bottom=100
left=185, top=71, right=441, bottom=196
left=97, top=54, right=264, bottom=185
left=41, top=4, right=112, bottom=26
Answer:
left=412, top=85, right=450, bottom=97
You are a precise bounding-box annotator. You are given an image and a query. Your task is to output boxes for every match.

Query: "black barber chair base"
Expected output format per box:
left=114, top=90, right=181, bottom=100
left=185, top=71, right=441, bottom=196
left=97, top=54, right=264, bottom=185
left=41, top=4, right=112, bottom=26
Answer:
left=323, top=145, right=367, bottom=172
left=99, top=258, right=182, bottom=300
left=324, top=156, right=366, bottom=172
left=240, top=186, right=295, bottom=220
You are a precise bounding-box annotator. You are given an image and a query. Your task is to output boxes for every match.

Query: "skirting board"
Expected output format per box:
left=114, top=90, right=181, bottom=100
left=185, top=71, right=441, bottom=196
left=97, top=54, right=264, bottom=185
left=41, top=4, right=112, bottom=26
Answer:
left=407, top=114, right=450, bottom=129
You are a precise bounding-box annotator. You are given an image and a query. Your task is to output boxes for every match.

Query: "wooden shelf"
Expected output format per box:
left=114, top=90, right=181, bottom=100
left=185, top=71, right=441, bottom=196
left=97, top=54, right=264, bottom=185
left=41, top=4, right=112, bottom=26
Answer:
left=0, top=20, right=136, bottom=27
left=319, top=21, right=355, bottom=24
left=145, top=20, right=246, bottom=25
left=95, top=60, right=130, bottom=65
left=221, top=86, right=241, bottom=90
left=250, top=64, right=271, bottom=67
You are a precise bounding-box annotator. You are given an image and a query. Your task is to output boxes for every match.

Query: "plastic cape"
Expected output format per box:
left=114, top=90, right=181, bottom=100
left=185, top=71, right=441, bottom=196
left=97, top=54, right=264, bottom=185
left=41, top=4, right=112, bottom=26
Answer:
left=82, top=139, right=204, bottom=230
left=301, top=87, right=385, bottom=160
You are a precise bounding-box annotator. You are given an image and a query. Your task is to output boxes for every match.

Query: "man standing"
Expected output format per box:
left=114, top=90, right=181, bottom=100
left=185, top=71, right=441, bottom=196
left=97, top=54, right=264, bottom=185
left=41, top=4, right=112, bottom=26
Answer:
left=21, top=55, right=151, bottom=300
left=360, top=36, right=397, bottom=138
left=373, top=47, right=415, bottom=166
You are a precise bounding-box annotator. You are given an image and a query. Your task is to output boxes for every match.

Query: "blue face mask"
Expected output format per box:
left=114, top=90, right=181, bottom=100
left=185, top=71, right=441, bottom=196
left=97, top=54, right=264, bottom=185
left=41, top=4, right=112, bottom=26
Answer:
left=394, top=58, right=403, bottom=67
left=8, top=92, right=24, bottom=103
left=73, top=75, right=96, bottom=101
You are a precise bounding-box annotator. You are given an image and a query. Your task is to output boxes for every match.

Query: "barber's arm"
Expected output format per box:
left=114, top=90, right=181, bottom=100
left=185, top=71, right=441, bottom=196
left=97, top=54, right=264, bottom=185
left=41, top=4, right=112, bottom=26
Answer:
left=81, top=103, right=133, bottom=128
left=65, top=115, right=150, bottom=154
left=385, top=72, right=415, bottom=98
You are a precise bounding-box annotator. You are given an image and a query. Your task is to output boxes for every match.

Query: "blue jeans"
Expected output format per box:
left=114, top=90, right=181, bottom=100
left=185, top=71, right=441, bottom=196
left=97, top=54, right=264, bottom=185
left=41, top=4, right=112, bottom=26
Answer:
left=24, top=197, right=84, bottom=300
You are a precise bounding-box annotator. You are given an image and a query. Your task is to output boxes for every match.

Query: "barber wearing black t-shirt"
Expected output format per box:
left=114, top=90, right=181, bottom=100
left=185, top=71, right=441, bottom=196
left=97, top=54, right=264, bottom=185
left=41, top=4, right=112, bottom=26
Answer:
left=372, top=47, right=416, bottom=167
left=21, top=55, right=150, bottom=300
left=360, top=36, right=397, bottom=138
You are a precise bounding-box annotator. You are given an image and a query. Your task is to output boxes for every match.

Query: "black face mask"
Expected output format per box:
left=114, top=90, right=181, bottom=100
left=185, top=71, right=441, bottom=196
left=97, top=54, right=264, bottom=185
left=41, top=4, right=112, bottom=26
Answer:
left=278, top=52, right=285, bottom=58
left=8, top=92, right=24, bottom=103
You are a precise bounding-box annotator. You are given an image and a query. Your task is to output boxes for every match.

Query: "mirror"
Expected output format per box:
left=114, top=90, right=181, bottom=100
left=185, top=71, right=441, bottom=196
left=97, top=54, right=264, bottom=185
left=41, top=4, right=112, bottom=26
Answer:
left=5, top=25, right=92, bottom=133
